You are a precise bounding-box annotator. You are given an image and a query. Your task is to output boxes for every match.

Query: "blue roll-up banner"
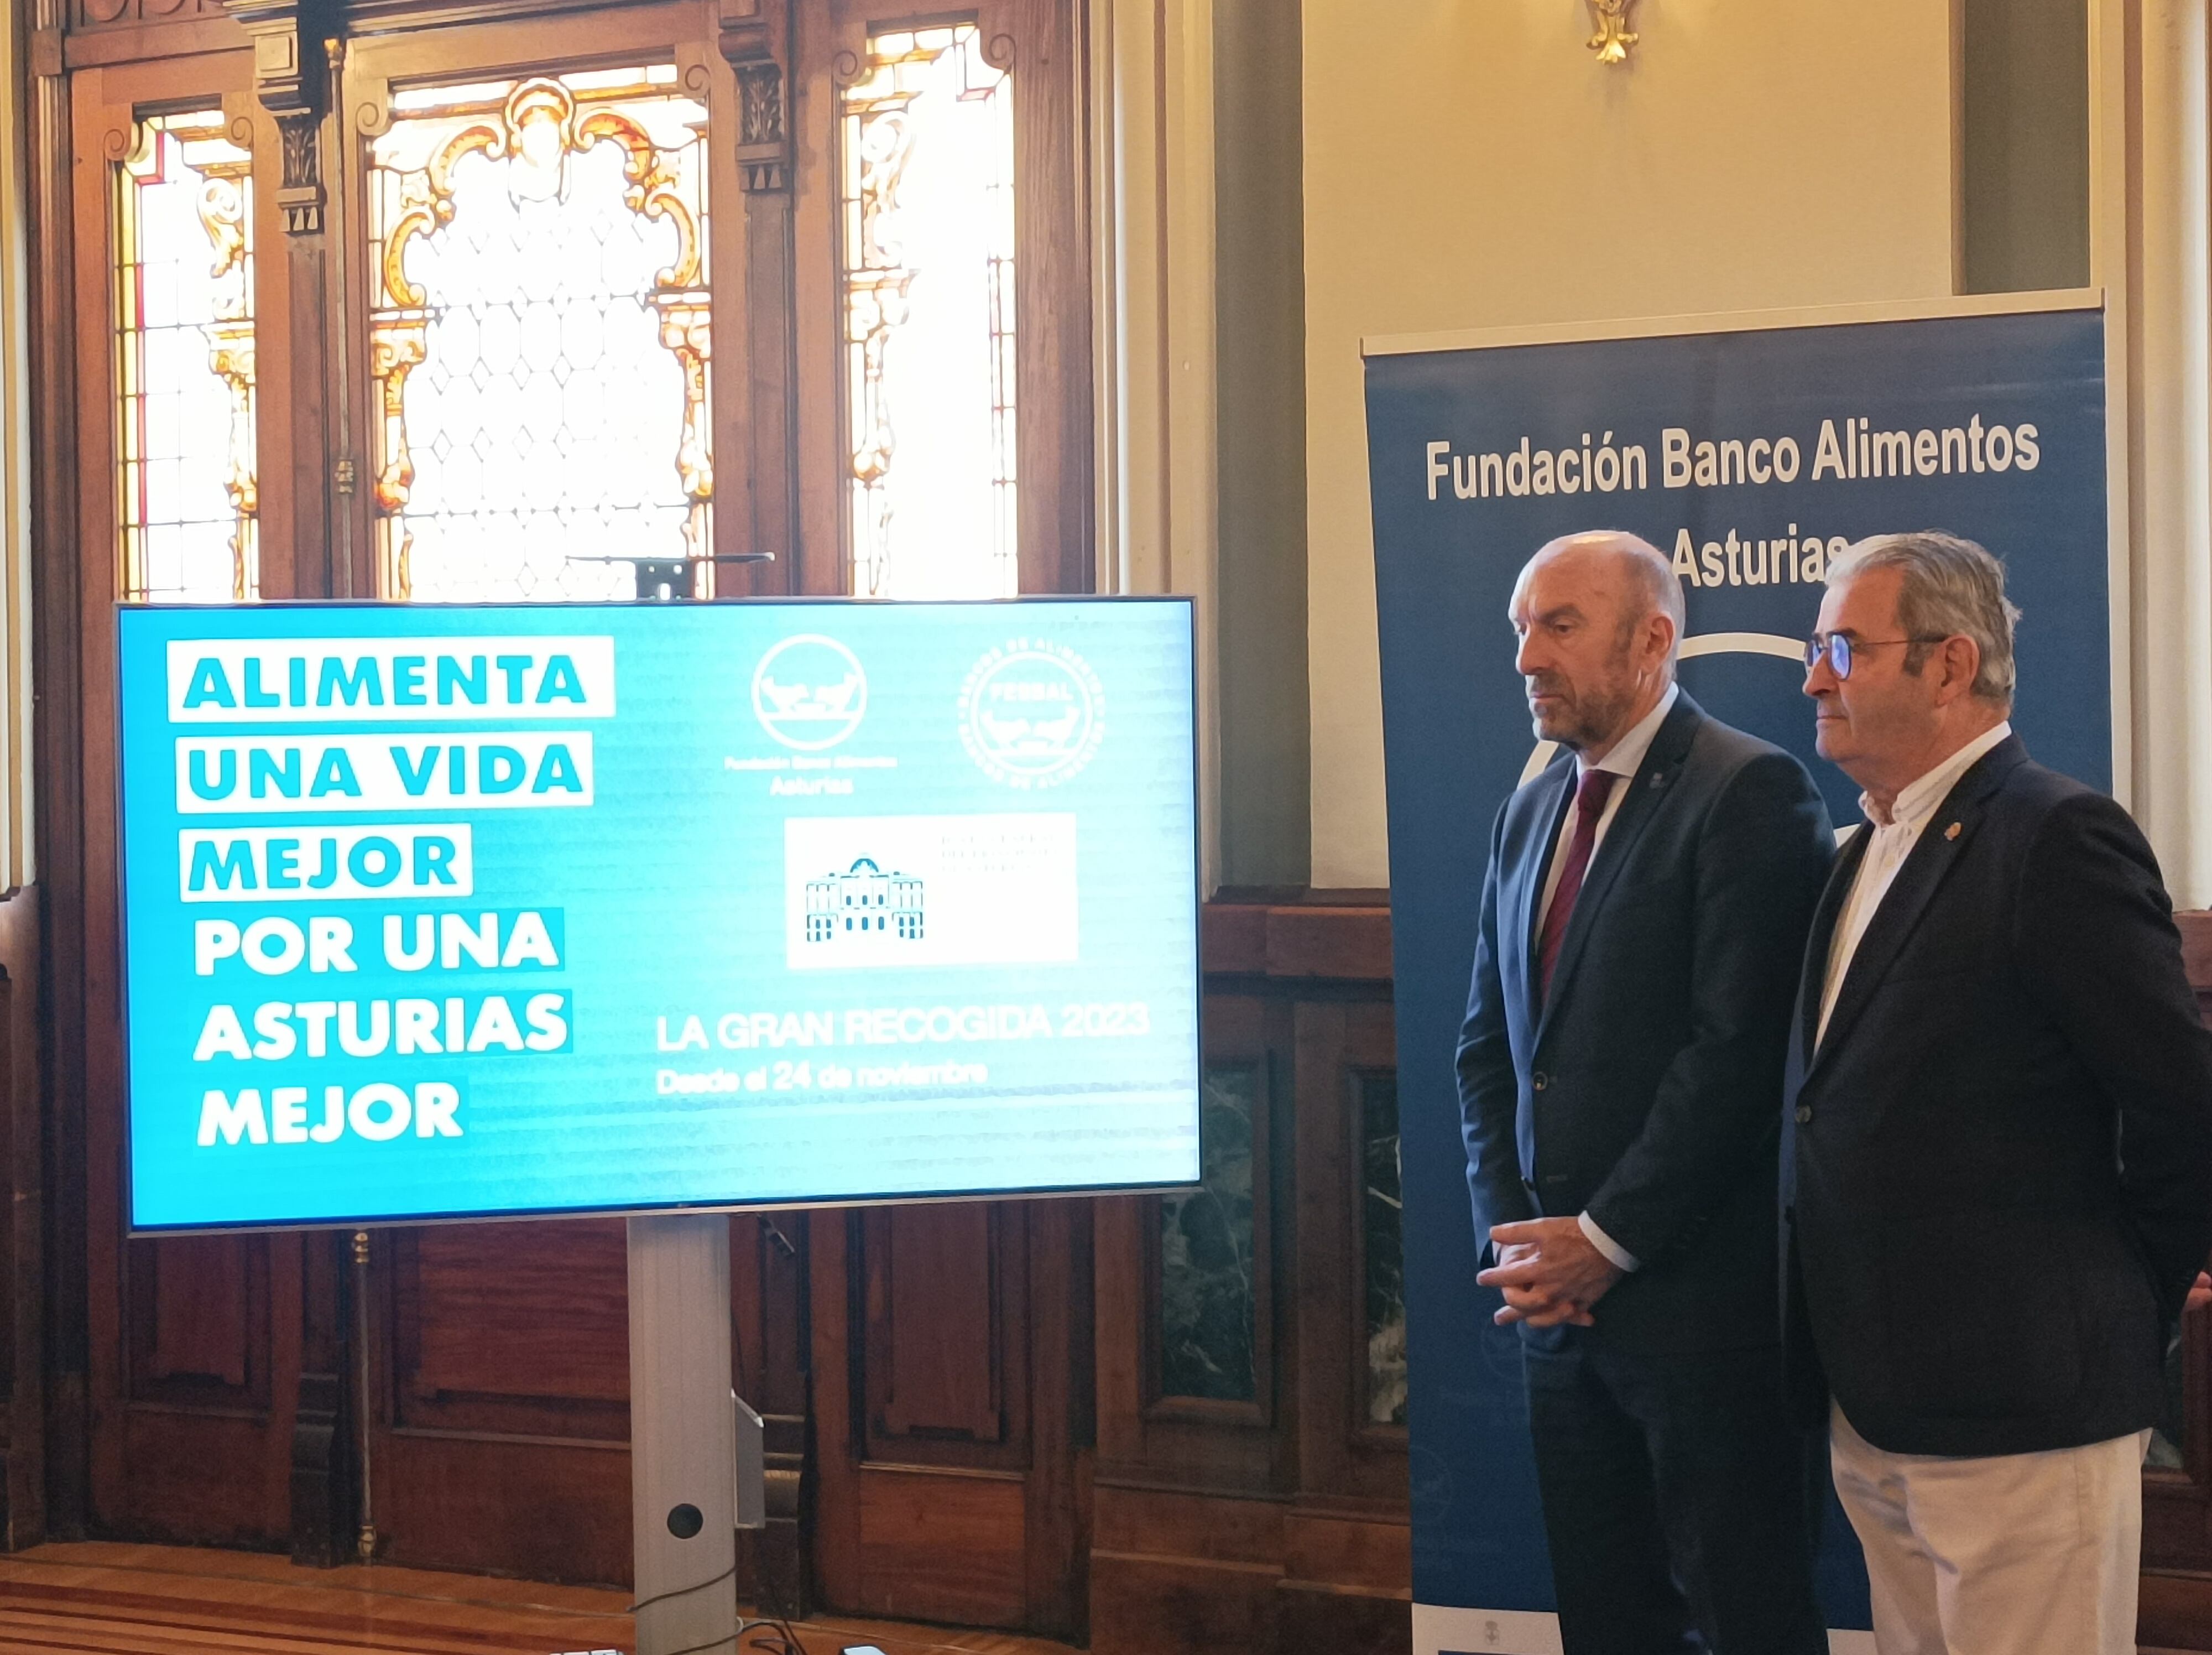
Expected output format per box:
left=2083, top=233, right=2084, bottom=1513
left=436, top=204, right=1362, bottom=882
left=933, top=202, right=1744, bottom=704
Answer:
left=1364, top=295, right=2110, bottom=1655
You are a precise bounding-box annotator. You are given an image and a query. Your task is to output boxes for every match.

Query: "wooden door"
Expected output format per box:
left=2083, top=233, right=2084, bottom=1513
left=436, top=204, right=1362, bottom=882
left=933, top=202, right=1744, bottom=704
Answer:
left=54, top=43, right=348, bottom=1555
left=776, top=0, right=1097, bottom=1633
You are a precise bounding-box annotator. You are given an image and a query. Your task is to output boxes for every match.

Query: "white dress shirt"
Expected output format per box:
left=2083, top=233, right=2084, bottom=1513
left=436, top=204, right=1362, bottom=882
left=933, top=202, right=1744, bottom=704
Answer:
left=1815, top=720, right=2012, bottom=1047
left=1532, top=682, right=1679, bottom=1275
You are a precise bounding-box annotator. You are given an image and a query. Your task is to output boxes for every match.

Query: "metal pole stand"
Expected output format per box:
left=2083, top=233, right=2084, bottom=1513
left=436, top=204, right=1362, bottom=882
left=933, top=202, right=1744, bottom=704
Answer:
left=628, top=1212, right=740, bottom=1655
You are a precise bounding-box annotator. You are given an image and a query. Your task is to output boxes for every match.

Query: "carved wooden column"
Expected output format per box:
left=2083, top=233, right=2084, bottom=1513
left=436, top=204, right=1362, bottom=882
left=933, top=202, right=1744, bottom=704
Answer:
left=27, top=0, right=88, bottom=1548
left=225, top=0, right=337, bottom=602
left=721, top=0, right=799, bottom=595
left=733, top=1213, right=811, bottom=1617
left=221, top=0, right=351, bottom=1566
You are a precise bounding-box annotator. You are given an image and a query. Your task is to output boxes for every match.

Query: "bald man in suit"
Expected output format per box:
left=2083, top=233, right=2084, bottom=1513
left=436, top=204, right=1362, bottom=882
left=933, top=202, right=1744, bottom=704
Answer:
left=1460, top=532, right=1835, bottom=1654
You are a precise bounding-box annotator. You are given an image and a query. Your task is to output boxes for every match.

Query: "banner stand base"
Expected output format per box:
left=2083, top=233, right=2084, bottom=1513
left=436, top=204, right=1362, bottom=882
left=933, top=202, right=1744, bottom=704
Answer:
left=628, top=1212, right=739, bottom=1655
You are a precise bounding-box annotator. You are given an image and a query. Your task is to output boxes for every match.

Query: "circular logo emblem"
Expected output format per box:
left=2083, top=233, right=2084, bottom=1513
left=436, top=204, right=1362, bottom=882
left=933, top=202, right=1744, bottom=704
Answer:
left=959, top=640, right=1105, bottom=788
left=752, top=635, right=868, bottom=751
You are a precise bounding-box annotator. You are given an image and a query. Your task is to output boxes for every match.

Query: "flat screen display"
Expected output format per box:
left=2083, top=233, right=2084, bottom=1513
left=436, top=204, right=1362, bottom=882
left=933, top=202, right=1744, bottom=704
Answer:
left=117, top=598, right=1201, bottom=1231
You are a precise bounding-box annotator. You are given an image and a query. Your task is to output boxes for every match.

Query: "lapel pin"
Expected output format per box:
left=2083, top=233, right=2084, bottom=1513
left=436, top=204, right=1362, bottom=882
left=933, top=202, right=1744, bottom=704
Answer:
left=1944, top=821, right=1961, bottom=841
left=1651, top=773, right=1667, bottom=788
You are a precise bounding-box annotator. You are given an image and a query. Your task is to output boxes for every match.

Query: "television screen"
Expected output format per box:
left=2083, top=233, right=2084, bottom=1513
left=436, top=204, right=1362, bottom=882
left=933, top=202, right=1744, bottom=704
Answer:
left=117, top=598, right=1201, bottom=1231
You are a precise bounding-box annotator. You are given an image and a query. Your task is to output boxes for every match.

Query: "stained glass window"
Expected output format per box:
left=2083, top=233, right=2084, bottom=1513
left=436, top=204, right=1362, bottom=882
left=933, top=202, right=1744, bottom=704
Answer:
left=839, top=23, right=1018, bottom=599
left=114, top=111, right=258, bottom=603
left=366, top=67, right=712, bottom=602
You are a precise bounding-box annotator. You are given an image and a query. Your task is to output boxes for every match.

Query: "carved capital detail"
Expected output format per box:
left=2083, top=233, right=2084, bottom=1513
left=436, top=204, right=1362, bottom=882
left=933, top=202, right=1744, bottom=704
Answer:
left=224, top=0, right=315, bottom=113
left=225, top=0, right=331, bottom=233
left=275, top=112, right=323, bottom=234
left=721, top=0, right=790, bottom=195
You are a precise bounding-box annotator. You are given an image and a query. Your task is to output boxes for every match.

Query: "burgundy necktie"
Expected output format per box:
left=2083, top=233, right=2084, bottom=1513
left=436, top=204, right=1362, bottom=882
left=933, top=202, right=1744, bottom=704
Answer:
left=1537, top=768, right=1619, bottom=1001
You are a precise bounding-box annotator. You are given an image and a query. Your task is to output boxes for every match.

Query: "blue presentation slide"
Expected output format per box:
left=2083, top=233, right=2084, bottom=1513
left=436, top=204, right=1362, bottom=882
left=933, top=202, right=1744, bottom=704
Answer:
left=116, top=598, right=1201, bottom=1230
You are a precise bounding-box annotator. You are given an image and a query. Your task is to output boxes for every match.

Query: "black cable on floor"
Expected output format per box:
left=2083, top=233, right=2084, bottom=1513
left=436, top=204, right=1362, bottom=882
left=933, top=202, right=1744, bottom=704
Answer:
left=629, top=1559, right=739, bottom=1617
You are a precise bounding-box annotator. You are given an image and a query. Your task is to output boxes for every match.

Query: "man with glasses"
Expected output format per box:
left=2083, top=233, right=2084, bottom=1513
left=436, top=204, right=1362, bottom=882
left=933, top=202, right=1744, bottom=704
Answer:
left=1786, top=530, right=2212, bottom=1655
left=1460, top=530, right=1833, bottom=1653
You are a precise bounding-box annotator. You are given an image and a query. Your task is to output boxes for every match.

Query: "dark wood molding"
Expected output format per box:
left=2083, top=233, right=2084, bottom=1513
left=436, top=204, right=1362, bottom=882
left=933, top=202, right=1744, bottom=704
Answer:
left=1202, top=891, right=1392, bottom=982
left=30, top=0, right=88, bottom=1540
left=1093, top=893, right=1408, bottom=1655
left=0, top=895, right=46, bottom=1549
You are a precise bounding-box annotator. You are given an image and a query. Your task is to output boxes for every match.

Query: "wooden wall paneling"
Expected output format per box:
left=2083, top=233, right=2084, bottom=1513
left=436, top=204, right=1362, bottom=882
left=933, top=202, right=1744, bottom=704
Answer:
left=369, top=1217, right=630, bottom=1583
left=1098, top=990, right=1291, bottom=1493
left=784, top=0, right=839, bottom=595
left=0, top=893, right=46, bottom=1548
left=1091, top=897, right=1408, bottom=1655
left=367, top=1221, right=633, bottom=1584
left=69, top=0, right=227, bottom=35
left=227, top=0, right=336, bottom=603
left=321, top=5, right=722, bottom=1586
left=862, top=1202, right=1011, bottom=1450
left=2144, top=914, right=2212, bottom=1639
left=1290, top=997, right=1405, bottom=1503
left=288, top=1229, right=353, bottom=1566
left=808, top=1208, right=862, bottom=1604
left=52, top=58, right=117, bottom=1548
left=228, top=11, right=357, bottom=1565
left=1091, top=987, right=1296, bottom=1655
left=731, top=1209, right=811, bottom=1617
left=66, top=49, right=305, bottom=1554
left=2146, top=1279, right=2212, bottom=1572
left=812, top=1195, right=1083, bottom=1635
left=388, top=1221, right=629, bottom=1431
left=717, top=0, right=796, bottom=595
left=134, top=1234, right=257, bottom=1392
left=1281, top=995, right=1408, bottom=1648
left=1091, top=1485, right=1284, bottom=1655
left=1022, top=1193, right=1092, bottom=1641
left=29, top=0, right=86, bottom=1542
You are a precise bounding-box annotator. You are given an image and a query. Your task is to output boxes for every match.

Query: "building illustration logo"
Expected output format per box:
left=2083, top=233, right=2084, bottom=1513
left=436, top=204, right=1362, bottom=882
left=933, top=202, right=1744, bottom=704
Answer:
left=752, top=635, right=868, bottom=751
left=958, top=639, right=1105, bottom=788
left=803, top=857, right=925, bottom=947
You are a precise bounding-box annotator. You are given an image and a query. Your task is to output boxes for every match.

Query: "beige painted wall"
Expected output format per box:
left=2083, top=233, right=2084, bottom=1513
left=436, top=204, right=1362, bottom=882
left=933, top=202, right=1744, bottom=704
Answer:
left=1302, top=0, right=1958, bottom=887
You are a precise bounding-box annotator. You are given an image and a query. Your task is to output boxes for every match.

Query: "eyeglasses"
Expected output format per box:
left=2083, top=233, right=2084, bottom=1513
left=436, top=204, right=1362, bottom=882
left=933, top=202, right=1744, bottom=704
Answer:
left=1804, top=632, right=1949, bottom=679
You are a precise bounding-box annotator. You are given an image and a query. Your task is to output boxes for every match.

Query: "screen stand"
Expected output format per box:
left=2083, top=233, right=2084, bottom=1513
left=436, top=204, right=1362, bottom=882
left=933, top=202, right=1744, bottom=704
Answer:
left=628, top=1212, right=739, bottom=1655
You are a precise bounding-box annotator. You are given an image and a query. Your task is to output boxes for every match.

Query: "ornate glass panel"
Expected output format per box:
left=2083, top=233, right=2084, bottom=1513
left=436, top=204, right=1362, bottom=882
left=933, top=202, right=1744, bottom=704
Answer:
left=838, top=23, right=1017, bottom=598
left=366, top=67, right=711, bottom=601
left=1359, top=1069, right=1407, bottom=1428
left=113, top=111, right=258, bottom=603
left=1158, top=1065, right=1258, bottom=1403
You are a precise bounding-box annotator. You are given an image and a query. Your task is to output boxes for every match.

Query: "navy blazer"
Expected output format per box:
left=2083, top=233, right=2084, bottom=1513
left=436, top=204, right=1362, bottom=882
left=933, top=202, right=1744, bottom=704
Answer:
left=1782, top=735, right=2212, bottom=1456
left=1458, top=691, right=1835, bottom=1354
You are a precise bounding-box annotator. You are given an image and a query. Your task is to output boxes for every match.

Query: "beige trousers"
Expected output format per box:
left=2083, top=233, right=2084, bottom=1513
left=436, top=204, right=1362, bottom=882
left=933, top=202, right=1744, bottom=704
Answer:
left=1829, top=1402, right=2150, bottom=1655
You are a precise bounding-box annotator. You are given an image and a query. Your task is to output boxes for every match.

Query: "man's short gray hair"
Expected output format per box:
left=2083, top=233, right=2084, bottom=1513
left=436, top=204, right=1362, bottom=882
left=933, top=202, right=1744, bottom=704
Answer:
left=1829, top=530, right=2021, bottom=706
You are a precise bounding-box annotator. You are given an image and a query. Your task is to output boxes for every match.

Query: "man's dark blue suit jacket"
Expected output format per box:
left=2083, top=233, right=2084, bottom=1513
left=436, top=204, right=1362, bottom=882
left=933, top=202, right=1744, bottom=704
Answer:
left=1782, top=734, right=2212, bottom=1456
left=1458, top=690, right=1834, bottom=1354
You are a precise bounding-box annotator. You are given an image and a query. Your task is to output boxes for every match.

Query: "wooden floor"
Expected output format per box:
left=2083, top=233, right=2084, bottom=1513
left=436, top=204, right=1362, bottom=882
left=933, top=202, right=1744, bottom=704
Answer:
left=0, top=1543, right=1077, bottom=1655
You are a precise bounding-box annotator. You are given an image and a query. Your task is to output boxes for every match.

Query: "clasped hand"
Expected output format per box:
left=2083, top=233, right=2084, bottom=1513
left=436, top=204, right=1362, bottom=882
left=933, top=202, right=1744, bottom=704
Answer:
left=1475, top=1217, right=1624, bottom=1328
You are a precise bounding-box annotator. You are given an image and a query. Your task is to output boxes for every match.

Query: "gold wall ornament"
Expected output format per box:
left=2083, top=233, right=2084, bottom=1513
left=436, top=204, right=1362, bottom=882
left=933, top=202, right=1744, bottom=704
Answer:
left=1587, top=0, right=1640, bottom=64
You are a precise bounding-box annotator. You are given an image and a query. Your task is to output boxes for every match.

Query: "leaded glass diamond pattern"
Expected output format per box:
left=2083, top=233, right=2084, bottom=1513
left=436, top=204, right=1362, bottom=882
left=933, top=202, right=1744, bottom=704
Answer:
left=367, top=69, right=711, bottom=602
left=113, top=111, right=259, bottom=603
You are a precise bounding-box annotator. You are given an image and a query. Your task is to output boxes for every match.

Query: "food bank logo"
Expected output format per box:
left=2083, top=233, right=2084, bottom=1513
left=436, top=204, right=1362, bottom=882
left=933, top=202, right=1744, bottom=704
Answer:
left=958, top=641, right=1105, bottom=789
left=752, top=635, right=867, bottom=751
